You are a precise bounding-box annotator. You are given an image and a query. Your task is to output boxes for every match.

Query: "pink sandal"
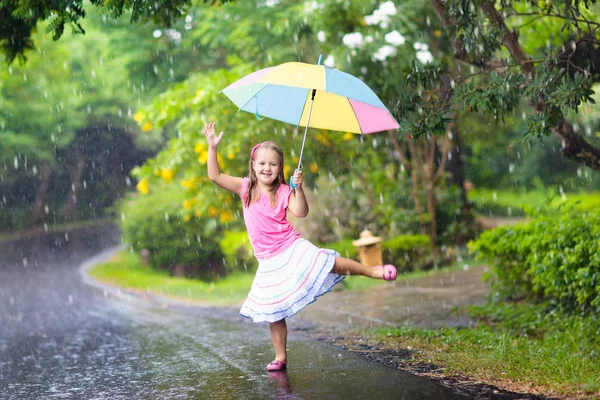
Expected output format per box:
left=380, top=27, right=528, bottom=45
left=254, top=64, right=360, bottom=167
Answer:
left=266, top=360, right=287, bottom=371
left=376, top=264, right=397, bottom=281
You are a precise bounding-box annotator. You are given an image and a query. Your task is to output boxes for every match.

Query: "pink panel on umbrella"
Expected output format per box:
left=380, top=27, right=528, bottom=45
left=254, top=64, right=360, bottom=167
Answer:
left=225, top=67, right=273, bottom=90
left=349, top=99, right=400, bottom=134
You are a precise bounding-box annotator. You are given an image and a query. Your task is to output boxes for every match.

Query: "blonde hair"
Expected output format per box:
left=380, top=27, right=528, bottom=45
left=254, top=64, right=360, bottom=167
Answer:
left=244, top=142, right=286, bottom=208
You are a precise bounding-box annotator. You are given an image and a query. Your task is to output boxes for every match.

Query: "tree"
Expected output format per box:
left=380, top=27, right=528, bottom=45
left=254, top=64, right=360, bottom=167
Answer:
left=0, top=0, right=191, bottom=63
left=423, top=0, right=600, bottom=170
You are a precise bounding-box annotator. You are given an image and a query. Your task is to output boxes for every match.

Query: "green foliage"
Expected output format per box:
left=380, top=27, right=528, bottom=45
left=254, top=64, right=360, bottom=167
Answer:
left=119, top=187, right=224, bottom=280
left=382, top=234, right=431, bottom=272
left=219, top=230, right=256, bottom=273
left=469, top=209, right=600, bottom=313
left=0, top=0, right=194, bottom=63
left=321, top=238, right=357, bottom=260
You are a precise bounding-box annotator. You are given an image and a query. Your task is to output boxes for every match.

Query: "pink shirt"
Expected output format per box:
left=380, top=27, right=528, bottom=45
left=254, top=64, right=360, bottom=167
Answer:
left=240, top=178, right=301, bottom=260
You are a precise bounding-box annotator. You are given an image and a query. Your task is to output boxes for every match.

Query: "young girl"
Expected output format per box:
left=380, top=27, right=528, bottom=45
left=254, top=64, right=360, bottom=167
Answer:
left=203, top=122, right=397, bottom=372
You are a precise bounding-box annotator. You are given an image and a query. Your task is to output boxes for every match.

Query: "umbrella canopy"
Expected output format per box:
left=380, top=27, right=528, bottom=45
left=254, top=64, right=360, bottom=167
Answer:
left=221, top=62, right=400, bottom=134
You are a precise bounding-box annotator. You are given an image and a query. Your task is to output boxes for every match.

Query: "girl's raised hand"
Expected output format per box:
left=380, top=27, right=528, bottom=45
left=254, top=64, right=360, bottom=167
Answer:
left=292, top=169, right=303, bottom=189
left=204, top=122, right=224, bottom=148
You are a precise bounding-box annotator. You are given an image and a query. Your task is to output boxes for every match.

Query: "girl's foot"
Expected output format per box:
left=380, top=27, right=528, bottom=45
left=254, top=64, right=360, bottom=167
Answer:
left=375, top=264, right=397, bottom=281
left=266, top=359, right=287, bottom=371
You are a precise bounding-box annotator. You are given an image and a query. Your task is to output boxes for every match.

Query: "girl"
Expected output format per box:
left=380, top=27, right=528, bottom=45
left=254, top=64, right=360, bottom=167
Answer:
left=203, top=122, right=397, bottom=372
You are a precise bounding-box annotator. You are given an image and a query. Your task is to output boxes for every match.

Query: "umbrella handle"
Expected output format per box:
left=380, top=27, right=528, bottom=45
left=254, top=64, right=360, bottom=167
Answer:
left=290, top=167, right=301, bottom=189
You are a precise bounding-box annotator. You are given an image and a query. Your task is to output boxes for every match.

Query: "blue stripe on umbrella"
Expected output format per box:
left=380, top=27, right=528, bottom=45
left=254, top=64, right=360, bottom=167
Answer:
left=325, top=67, right=386, bottom=109
left=239, top=84, right=310, bottom=126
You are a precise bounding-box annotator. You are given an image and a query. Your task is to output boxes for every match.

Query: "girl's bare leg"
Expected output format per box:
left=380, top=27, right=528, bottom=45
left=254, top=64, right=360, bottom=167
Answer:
left=331, top=256, right=383, bottom=279
left=269, top=319, right=287, bottom=362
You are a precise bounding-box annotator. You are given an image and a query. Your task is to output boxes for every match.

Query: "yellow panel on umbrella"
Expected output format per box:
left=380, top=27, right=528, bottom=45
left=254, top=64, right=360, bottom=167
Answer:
left=259, top=62, right=327, bottom=91
left=298, top=90, right=362, bottom=133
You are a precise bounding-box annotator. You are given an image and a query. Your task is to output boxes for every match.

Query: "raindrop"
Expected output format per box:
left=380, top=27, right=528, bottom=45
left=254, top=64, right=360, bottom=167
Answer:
left=23, top=258, right=28, bottom=267
left=44, top=205, right=49, bottom=214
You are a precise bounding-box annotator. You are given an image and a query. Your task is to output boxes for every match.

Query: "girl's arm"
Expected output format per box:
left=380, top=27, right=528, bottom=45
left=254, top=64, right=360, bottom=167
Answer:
left=288, top=170, right=309, bottom=218
left=204, top=122, right=242, bottom=195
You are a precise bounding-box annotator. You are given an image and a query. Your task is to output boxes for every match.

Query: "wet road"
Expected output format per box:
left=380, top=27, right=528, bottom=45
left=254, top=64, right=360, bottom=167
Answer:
left=0, top=224, right=470, bottom=399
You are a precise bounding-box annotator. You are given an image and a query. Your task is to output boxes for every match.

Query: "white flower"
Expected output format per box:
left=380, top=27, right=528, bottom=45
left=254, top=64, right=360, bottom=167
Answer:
left=373, top=45, right=397, bottom=61
left=416, top=50, right=434, bottom=64
left=317, top=31, right=326, bottom=43
left=413, top=42, right=428, bottom=51
left=365, top=1, right=397, bottom=26
left=153, top=29, right=162, bottom=38
left=379, top=1, right=397, bottom=16
left=264, top=0, right=280, bottom=6
left=342, top=32, right=364, bottom=49
left=324, top=55, right=335, bottom=68
left=361, top=66, right=368, bottom=74
left=385, top=31, right=405, bottom=46
left=365, top=35, right=373, bottom=43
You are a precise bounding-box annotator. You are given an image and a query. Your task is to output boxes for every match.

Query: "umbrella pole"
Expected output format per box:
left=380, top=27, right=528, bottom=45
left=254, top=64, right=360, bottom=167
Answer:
left=291, top=88, right=316, bottom=189
left=296, top=88, right=316, bottom=171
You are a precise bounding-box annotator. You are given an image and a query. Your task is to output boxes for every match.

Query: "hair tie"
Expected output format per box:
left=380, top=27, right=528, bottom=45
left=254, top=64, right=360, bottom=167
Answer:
left=250, top=143, right=262, bottom=160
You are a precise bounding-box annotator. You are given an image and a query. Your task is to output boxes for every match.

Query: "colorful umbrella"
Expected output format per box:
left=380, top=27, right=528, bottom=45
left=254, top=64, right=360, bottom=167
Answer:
left=221, top=56, right=400, bottom=187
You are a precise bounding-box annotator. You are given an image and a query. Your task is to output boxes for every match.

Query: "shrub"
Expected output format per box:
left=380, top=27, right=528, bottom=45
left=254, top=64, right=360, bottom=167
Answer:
left=322, top=238, right=357, bottom=259
left=219, top=230, right=257, bottom=273
left=320, top=235, right=431, bottom=273
left=469, top=209, right=600, bottom=314
left=119, top=189, right=224, bottom=280
left=382, top=235, right=431, bottom=273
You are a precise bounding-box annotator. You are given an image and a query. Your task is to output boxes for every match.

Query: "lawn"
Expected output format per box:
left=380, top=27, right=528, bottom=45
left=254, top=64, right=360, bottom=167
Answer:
left=368, top=302, right=600, bottom=399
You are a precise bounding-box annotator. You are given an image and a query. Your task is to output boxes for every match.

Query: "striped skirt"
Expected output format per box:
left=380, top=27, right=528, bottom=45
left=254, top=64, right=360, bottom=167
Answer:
left=240, top=239, right=345, bottom=323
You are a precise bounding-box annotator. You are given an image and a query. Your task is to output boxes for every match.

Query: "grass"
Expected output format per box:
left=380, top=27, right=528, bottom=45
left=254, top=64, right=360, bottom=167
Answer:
left=88, top=251, right=255, bottom=306
left=368, top=302, right=600, bottom=398
left=89, top=249, right=474, bottom=304
left=469, top=188, right=600, bottom=217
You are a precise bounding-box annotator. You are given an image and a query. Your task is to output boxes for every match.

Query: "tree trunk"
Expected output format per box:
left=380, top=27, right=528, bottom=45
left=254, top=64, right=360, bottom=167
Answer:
left=65, top=152, right=85, bottom=222
left=30, top=163, right=52, bottom=227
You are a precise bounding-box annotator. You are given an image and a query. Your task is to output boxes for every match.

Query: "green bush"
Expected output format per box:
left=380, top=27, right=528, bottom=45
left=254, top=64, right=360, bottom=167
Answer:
left=319, top=235, right=431, bottom=273
left=219, top=230, right=257, bottom=273
left=382, top=235, right=431, bottom=273
left=469, top=209, right=600, bottom=313
left=119, top=189, right=224, bottom=280
left=322, top=238, right=357, bottom=259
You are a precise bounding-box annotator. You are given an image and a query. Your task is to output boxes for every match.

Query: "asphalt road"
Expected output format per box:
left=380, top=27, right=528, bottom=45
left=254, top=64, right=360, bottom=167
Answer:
left=0, top=224, right=470, bottom=399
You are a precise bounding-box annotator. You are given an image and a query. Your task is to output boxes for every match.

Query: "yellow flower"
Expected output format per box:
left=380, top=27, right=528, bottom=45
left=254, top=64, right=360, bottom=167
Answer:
left=198, top=152, right=209, bottom=164
left=309, top=162, right=319, bottom=173
left=227, top=148, right=235, bottom=160
left=434, top=30, right=442, bottom=38
left=180, top=179, right=197, bottom=190
left=315, top=132, right=330, bottom=146
left=284, top=164, right=291, bottom=178
left=133, top=112, right=144, bottom=123
left=194, top=210, right=202, bottom=217
left=194, top=142, right=206, bottom=154
left=153, top=169, right=161, bottom=176
left=343, top=132, right=354, bottom=141
left=220, top=210, right=234, bottom=223
left=208, top=206, right=219, bottom=216
left=141, top=122, right=153, bottom=132
left=225, top=194, right=232, bottom=205
left=182, top=198, right=196, bottom=210
left=136, top=178, right=149, bottom=195
left=222, top=109, right=229, bottom=115
left=160, top=169, right=175, bottom=182
left=183, top=214, right=191, bottom=222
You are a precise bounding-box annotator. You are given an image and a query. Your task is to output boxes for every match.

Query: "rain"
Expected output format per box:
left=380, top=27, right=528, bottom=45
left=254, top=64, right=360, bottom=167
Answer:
left=1, top=1, right=600, bottom=399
